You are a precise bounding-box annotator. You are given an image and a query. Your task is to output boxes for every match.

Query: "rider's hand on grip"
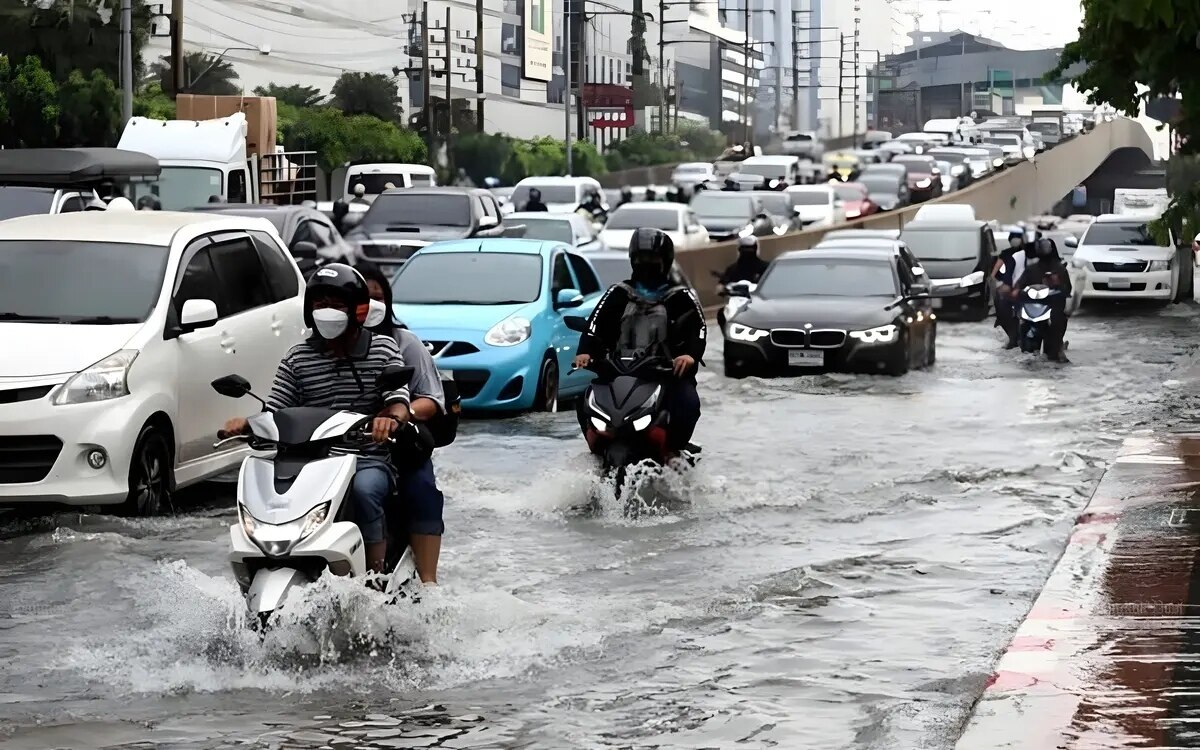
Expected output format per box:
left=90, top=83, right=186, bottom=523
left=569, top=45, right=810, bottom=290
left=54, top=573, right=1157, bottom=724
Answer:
left=573, top=354, right=591, bottom=370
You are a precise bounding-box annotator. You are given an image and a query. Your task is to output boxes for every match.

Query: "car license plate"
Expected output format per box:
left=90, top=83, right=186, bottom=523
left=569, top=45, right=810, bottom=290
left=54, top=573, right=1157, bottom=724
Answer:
left=1108, top=277, right=1131, bottom=289
left=787, top=350, right=825, bottom=367
left=931, top=297, right=943, bottom=309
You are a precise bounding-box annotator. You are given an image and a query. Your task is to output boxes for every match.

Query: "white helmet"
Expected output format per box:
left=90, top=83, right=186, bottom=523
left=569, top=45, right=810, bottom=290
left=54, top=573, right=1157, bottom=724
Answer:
left=105, top=197, right=135, bottom=212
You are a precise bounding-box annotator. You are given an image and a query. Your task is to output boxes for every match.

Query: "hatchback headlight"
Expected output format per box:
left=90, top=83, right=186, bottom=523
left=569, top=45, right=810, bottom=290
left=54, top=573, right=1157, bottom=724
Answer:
left=845, top=208, right=861, bottom=218
left=485, top=316, right=531, bottom=346
left=53, top=349, right=138, bottom=405
left=727, top=323, right=769, bottom=342
left=1148, top=259, right=1171, bottom=271
left=960, top=270, right=985, bottom=288
left=915, top=178, right=931, bottom=188
left=993, top=158, right=1004, bottom=167
left=849, top=324, right=898, bottom=344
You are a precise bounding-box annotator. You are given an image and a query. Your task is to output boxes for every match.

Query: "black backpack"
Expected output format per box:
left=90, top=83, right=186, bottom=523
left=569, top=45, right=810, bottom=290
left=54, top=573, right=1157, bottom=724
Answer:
left=427, top=376, right=461, bottom=447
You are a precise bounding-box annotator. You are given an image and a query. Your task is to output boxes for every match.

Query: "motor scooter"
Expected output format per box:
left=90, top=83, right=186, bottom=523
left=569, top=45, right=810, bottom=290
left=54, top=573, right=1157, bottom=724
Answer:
left=211, top=366, right=420, bottom=625
left=1018, top=284, right=1069, bottom=355
left=712, top=271, right=757, bottom=331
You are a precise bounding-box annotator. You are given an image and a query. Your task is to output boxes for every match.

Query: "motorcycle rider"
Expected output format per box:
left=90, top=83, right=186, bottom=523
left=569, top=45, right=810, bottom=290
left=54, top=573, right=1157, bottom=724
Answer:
left=721, top=177, right=740, bottom=192
left=350, top=183, right=371, bottom=206
left=331, top=199, right=350, bottom=234
left=992, top=228, right=1029, bottom=349
left=572, top=229, right=706, bottom=454
left=523, top=187, right=549, bottom=212
left=644, top=186, right=658, bottom=202
left=221, top=264, right=416, bottom=575
left=578, top=188, right=608, bottom=222
left=616, top=185, right=634, bottom=209
left=717, top=235, right=770, bottom=286
left=356, top=262, right=452, bottom=584
left=1011, top=237, right=1072, bottom=363
left=136, top=194, right=161, bottom=211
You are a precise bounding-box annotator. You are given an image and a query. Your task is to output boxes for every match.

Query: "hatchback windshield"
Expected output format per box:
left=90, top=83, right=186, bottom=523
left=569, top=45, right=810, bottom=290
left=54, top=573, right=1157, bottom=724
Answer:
left=691, top=194, right=753, bottom=218
left=606, top=207, right=680, bottom=230
left=0, top=240, right=170, bottom=322
left=392, top=252, right=543, bottom=304
left=858, top=175, right=899, bottom=194
left=511, top=184, right=579, bottom=205
left=362, top=194, right=471, bottom=228
left=130, top=166, right=225, bottom=209
left=0, top=187, right=56, bottom=220
left=349, top=173, right=409, bottom=194
left=760, top=259, right=897, bottom=298
left=1081, top=221, right=1167, bottom=247
left=514, top=217, right=576, bottom=243
left=789, top=190, right=832, bottom=206
left=900, top=228, right=981, bottom=261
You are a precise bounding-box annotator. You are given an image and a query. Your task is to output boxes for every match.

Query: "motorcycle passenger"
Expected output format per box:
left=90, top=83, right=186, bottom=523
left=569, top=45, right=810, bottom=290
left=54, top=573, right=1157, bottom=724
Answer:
left=523, top=187, right=549, bottom=212
left=722, top=177, right=740, bottom=192
left=350, top=183, right=371, bottom=206
left=1012, top=237, right=1072, bottom=363
left=331, top=199, right=350, bottom=234
left=718, top=235, right=770, bottom=286
left=136, top=194, right=161, bottom=211
left=578, top=188, right=608, bottom=222
left=992, top=228, right=1029, bottom=349
left=357, top=262, right=452, bottom=584
left=572, top=229, right=706, bottom=454
left=644, top=186, right=658, bottom=202
left=616, top=185, right=634, bottom=208
left=220, top=264, right=414, bottom=575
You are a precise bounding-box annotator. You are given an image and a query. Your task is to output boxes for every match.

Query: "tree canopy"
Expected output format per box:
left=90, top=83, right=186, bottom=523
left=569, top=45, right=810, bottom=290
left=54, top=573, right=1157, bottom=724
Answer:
left=253, top=83, right=325, bottom=108
left=0, top=0, right=153, bottom=82
left=153, top=51, right=241, bottom=96
left=331, top=72, right=403, bottom=123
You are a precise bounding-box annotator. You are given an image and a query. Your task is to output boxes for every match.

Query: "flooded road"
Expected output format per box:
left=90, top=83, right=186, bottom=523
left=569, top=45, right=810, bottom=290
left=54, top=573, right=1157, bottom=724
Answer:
left=2, top=304, right=1198, bottom=750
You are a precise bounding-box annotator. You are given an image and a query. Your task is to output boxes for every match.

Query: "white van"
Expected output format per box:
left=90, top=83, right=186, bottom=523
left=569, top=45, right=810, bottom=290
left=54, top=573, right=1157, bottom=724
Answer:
left=511, top=176, right=604, bottom=213
left=343, top=163, right=437, bottom=198
left=737, top=155, right=806, bottom=186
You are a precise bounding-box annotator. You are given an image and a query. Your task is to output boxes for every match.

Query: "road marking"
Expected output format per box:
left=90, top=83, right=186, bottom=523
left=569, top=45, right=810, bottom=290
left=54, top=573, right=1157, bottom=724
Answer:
left=1113, top=454, right=1183, bottom=465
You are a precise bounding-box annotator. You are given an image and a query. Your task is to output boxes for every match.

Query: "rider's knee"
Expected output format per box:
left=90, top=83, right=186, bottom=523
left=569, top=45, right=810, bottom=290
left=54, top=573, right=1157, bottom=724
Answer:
left=351, top=467, right=392, bottom=543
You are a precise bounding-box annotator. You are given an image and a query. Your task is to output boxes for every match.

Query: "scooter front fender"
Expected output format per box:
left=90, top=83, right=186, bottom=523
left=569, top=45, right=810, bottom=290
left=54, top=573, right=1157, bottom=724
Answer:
left=247, top=567, right=308, bottom=614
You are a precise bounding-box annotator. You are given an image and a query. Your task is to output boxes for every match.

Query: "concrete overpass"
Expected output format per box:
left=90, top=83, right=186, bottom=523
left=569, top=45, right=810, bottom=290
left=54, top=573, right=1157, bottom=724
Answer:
left=675, top=118, right=1160, bottom=309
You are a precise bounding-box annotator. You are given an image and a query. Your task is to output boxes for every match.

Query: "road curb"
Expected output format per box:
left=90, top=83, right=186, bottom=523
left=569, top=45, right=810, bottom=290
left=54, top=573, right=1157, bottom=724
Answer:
left=954, top=433, right=1199, bottom=749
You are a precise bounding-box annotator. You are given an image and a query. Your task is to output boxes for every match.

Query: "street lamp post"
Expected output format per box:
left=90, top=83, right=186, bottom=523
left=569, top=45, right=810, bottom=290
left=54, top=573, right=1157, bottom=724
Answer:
left=187, top=45, right=271, bottom=91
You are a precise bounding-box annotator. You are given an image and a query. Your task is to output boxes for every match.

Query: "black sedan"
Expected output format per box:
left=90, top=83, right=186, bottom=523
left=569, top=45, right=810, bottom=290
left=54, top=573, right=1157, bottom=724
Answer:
left=722, top=248, right=937, bottom=378
left=688, top=191, right=781, bottom=241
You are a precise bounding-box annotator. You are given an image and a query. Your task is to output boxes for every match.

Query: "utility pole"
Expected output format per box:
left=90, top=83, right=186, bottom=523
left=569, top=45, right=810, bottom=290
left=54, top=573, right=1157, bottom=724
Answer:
left=657, top=0, right=665, bottom=134
left=120, top=0, right=133, bottom=122
left=564, top=2, right=573, bottom=175
left=742, top=0, right=750, bottom=145
left=170, top=0, right=185, bottom=96
left=476, top=0, right=485, bottom=133
left=836, top=33, right=844, bottom=138
left=444, top=6, right=453, bottom=174
left=422, top=1, right=432, bottom=156
left=576, top=8, right=587, bottom=149
left=853, top=1, right=861, bottom=145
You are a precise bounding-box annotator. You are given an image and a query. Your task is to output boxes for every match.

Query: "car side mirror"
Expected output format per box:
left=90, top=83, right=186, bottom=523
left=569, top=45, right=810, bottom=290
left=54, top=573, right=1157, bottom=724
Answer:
left=1065, top=236, right=1078, bottom=248
left=556, top=288, right=585, bottom=308
left=178, top=298, right=218, bottom=334
left=376, top=364, right=414, bottom=391
left=477, top=215, right=499, bottom=230
left=686, top=224, right=698, bottom=234
left=563, top=314, right=588, bottom=332
left=211, top=374, right=252, bottom=398
left=291, top=240, right=319, bottom=259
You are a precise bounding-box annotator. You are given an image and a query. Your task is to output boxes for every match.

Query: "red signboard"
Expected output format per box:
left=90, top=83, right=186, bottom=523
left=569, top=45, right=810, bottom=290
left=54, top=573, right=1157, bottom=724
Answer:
left=582, top=83, right=632, bottom=108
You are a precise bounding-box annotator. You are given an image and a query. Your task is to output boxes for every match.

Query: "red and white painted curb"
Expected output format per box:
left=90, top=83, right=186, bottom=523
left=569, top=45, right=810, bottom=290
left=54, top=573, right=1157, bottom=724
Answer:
left=955, top=433, right=1184, bottom=749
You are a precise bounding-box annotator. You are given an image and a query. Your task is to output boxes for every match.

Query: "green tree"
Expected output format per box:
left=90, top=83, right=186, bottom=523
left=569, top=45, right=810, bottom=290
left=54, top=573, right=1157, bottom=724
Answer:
left=58, top=69, right=122, bottom=146
left=331, top=72, right=402, bottom=123
left=153, top=51, right=241, bottom=96
left=0, top=55, right=60, bottom=148
left=133, top=81, right=175, bottom=120
left=0, top=0, right=153, bottom=83
left=253, top=82, right=325, bottom=108
left=277, top=102, right=426, bottom=176
left=452, top=132, right=514, bottom=185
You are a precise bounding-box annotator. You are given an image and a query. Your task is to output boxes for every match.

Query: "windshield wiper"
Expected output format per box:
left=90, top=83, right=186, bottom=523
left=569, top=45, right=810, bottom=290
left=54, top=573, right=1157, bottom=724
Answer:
left=0, top=312, right=62, bottom=322
left=62, top=316, right=141, bottom=325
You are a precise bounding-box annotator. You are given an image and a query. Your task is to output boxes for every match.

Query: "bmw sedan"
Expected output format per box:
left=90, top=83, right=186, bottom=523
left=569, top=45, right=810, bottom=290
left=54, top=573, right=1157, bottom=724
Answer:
left=722, top=248, right=936, bottom=378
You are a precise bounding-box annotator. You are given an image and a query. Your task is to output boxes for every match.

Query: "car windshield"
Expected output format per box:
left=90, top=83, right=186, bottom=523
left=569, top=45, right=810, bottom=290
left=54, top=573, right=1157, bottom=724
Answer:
left=514, top=217, right=576, bottom=243
left=858, top=175, right=898, bottom=193
left=900, top=228, right=981, bottom=261
left=588, top=256, right=631, bottom=287
left=392, top=252, right=543, bottom=304
left=691, top=194, right=752, bottom=218
left=0, top=240, right=169, bottom=322
left=130, top=166, right=225, bottom=210
left=759, top=259, right=898, bottom=298
left=1082, top=221, right=1167, bottom=247
left=0, top=187, right=56, bottom=220
left=833, top=184, right=866, bottom=201
left=984, top=135, right=1018, bottom=146
left=737, top=163, right=788, bottom=179
left=893, top=159, right=932, bottom=174
left=789, top=190, right=831, bottom=206
left=348, top=173, right=410, bottom=194
left=606, top=207, right=680, bottom=230
left=753, top=194, right=792, bottom=215
left=1029, top=123, right=1059, bottom=133
left=511, top=184, right=579, bottom=205
left=362, top=193, right=471, bottom=228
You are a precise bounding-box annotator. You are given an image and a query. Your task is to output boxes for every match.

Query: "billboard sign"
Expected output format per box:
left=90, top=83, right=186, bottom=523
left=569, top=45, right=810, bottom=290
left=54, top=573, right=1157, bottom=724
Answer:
left=522, top=0, right=552, bottom=81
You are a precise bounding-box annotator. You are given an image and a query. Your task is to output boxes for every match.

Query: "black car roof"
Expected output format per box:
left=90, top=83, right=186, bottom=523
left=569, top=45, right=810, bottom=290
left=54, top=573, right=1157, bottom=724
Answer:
left=0, top=147, right=160, bottom=187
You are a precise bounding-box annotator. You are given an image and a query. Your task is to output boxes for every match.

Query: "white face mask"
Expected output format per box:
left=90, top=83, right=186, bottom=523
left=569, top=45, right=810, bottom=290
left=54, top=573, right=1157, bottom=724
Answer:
left=311, top=308, right=349, bottom=339
left=364, top=299, right=387, bottom=328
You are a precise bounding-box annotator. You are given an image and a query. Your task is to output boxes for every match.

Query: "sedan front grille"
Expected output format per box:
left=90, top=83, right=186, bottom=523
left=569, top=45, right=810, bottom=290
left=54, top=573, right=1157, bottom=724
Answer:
left=769, top=329, right=808, bottom=347
left=0, top=384, right=53, bottom=405
left=0, top=435, right=62, bottom=484
left=1091, top=261, right=1149, bottom=273
left=809, top=330, right=848, bottom=348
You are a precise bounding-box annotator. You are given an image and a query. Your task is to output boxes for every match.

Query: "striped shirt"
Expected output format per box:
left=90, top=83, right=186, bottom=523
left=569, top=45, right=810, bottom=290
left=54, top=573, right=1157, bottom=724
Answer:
left=267, top=332, right=411, bottom=412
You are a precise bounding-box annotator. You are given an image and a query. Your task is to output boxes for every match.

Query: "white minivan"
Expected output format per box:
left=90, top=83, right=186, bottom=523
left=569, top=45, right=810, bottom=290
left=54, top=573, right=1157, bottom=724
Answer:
left=510, top=176, right=604, bottom=213
left=343, top=162, right=437, bottom=198
left=0, top=211, right=307, bottom=514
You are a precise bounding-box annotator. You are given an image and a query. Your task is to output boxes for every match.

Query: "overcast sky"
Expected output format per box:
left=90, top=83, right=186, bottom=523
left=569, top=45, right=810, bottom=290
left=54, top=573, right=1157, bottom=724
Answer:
left=892, top=0, right=1083, bottom=51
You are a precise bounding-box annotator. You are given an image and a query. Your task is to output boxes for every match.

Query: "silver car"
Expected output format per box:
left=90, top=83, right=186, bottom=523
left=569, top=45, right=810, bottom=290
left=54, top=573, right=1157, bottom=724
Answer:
left=780, top=130, right=824, bottom=161
left=507, top=211, right=605, bottom=253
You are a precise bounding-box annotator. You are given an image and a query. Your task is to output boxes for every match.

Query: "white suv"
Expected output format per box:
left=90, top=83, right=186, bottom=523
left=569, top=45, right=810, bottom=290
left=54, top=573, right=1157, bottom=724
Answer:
left=1067, top=213, right=1178, bottom=304
left=0, top=211, right=307, bottom=514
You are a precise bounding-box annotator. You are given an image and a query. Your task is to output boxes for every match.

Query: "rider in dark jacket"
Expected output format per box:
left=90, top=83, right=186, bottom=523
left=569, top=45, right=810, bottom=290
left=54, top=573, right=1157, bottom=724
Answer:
left=523, top=187, right=549, bottom=212
left=572, top=229, right=706, bottom=453
left=992, top=228, right=1029, bottom=348
left=1012, top=237, right=1072, bottom=363
left=717, top=235, right=770, bottom=285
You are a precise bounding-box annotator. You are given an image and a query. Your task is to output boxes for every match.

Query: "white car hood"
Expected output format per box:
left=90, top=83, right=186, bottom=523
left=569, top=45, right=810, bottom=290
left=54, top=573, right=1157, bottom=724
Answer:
left=0, top=323, right=139, bottom=378
left=601, top=228, right=687, bottom=248
left=1077, top=245, right=1175, bottom=263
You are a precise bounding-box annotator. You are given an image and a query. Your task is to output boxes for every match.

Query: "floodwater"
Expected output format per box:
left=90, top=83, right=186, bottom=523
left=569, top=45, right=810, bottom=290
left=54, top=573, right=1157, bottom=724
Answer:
left=2, top=304, right=1198, bottom=750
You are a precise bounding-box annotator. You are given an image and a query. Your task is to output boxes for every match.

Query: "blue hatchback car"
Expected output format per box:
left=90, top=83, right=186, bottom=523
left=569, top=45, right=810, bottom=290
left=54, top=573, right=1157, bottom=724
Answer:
left=390, top=239, right=606, bottom=412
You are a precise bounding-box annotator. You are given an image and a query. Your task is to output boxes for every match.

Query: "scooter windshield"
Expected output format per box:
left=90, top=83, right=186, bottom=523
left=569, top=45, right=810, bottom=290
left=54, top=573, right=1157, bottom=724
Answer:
left=1021, top=302, right=1053, bottom=322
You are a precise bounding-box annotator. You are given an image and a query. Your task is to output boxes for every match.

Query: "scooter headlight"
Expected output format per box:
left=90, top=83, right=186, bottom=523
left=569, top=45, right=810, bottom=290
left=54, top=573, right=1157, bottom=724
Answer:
left=632, top=414, right=653, bottom=431
left=590, top=416, right=608, bottom=432
left=240, top=502, right=331, bottom=556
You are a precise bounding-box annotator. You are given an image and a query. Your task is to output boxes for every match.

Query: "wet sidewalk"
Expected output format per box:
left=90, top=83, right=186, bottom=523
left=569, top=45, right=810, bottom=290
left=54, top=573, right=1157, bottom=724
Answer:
left=956, top=432, right=1200, bottom=749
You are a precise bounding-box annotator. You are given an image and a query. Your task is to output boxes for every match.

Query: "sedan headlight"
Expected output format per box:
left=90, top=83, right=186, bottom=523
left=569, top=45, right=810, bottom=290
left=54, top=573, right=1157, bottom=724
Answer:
left=993, top=158, right=1004, bottom=167
left=53, top=349, right=138, bottom=405
left=484, top=316, right=531, bottom=346
left=960, top=270, right=985, bottom=288
left=738, top=224, right=755, bottom=238
left=915, top=178, right=931, bottom=188
left=849, top=324, right=898, bottom=344
left=1023, top=146, right=1036, bottom=159
left=240, top=502, right=329, bottom=554
left=1148, top=259, right=1171, bottom=271
left=727, top=322, right=770, bottom=342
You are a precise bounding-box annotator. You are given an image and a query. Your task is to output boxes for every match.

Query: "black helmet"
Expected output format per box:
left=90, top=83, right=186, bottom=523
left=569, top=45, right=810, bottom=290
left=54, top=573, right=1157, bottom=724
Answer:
left=303, top=262, right=370, bottom=329
left=620, top=185, right=633, bottom=198
left=737, top=235, right=759, bottom=253
left=136, top=194, right=161, bottom=211
left=529, top=187, right=542, bottom=201
left=628, top=228, right=675, bottom=278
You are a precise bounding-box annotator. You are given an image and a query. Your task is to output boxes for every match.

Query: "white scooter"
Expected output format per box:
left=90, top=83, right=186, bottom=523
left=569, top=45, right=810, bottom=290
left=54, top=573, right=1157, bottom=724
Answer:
left=211, top=367, right=420, bottom=625
left=714, top=275, right=758, bottom=331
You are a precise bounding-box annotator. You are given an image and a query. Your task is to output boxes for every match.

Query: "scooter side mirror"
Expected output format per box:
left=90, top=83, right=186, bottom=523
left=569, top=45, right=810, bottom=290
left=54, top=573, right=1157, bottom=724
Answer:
left=376, top=365, right=414, bottom=391
left=563, top=315, right=588, bottom=333
left=212, top=374, right=252, bottom=398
